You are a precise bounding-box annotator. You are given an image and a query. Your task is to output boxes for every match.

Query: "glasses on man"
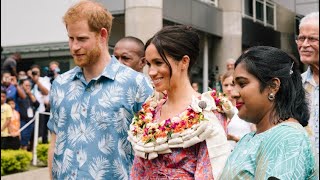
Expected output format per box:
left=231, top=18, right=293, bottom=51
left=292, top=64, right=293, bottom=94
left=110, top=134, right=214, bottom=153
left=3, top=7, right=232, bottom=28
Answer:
left=296, top=35, right=319, bottom=45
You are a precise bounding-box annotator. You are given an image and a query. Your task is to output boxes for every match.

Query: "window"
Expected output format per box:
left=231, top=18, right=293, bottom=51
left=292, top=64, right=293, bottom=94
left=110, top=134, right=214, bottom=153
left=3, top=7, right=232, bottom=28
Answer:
left=242, top=0, right=276, bottom=29
left=200, top=0, right=218, bottom=7
left=256, top=0, right=264, bottom=22
left=266, top=2, right=274, bottom=26
left=244, top=0, right=253, bottom=17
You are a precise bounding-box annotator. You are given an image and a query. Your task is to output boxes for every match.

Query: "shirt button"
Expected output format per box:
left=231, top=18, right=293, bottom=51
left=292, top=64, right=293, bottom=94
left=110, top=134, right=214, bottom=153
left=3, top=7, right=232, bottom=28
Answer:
left=82, top=108, right=86, bottom=112
left=80, top=130, right=83, bottom=133
left=72, top=173, right=75, bottom=176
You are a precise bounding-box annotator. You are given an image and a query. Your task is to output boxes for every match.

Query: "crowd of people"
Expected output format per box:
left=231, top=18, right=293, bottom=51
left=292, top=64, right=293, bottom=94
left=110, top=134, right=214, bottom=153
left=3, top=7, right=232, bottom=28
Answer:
left=1, top=59, right=60, bottom=151
left=1, top=0, right=318, bottom=179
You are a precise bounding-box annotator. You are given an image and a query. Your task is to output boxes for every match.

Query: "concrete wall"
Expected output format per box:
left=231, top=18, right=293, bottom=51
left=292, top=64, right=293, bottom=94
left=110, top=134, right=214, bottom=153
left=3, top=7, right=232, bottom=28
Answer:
left=213, top=0, right=242, bottom=74
left=276, top=5, right=297, bottom=54
left=125, top=0, right=163, bottom=44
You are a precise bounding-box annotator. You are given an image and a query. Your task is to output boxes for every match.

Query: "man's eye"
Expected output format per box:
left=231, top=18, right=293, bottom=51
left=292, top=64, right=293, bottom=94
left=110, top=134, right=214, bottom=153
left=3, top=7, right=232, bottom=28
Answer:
left=309, top=37, right=319, bottom=42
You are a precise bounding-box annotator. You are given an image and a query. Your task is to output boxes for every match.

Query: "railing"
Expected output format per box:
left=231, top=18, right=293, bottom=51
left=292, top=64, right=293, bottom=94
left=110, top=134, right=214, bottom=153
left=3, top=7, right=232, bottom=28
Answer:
left=17, top=111, right=51, bottom=166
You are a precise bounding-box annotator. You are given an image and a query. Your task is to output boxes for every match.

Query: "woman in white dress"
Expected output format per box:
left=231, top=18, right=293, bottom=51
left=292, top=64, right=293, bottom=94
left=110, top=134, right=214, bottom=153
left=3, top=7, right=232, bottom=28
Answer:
left=221, top=70, right=255, bottom=150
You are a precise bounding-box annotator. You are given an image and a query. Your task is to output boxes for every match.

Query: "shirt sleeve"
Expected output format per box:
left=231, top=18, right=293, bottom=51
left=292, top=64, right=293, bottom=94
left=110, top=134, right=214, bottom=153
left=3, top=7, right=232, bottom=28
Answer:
left=133, top=75, right=153, bottom=113
left=47, top=81, right=57, bottom=134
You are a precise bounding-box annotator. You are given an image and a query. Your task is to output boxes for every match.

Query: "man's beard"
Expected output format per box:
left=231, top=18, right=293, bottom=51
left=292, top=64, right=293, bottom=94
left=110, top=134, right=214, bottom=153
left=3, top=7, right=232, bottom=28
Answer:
left=73, top=43, right=101, bottom=68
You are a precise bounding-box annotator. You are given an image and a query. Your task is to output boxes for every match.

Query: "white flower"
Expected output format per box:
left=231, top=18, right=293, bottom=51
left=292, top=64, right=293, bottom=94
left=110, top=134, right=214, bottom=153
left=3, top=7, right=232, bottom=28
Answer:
left=201, top=92, right=217, bottom=111
left=190, top=92, right=217, bottom=113
left=150, top=101, right=158, bottom=108
left=220, top=96, right=232, bottom=111
left=191, top=96, right=202, bottom=113
left=145, top=113, right=153, bottom=121
left=172, top=117, right=180, bottom=123
left=146, top=122, right=158, bottom=129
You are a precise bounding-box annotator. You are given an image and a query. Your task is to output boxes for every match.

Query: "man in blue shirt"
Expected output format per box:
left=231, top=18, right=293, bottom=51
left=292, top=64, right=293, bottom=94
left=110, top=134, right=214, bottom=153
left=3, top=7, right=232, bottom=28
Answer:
left=1, top=71, right=26, bottom=111
left=47, top=1, right=153, bottom=179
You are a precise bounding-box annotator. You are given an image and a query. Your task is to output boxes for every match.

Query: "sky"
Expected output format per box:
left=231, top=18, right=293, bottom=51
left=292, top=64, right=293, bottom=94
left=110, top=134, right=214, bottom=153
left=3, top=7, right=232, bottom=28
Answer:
left=1, top=0, right=79, bottom=46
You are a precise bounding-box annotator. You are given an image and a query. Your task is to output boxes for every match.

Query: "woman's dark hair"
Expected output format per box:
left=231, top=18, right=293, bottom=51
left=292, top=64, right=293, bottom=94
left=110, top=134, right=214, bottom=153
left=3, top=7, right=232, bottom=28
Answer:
left=235, top=46, right=309, bottom=126
left=145, top=25, right=200, bottom=78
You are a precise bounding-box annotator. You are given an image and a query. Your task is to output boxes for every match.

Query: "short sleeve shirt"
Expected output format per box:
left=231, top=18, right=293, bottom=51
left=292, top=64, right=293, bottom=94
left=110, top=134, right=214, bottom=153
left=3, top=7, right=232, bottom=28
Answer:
left=1, top=103, right=13, bottom=137
left=2, top=57, right=16, bottom=74
left=47, top=56, right=153, bottom=179
left=302, top=67, right=319, bottom=155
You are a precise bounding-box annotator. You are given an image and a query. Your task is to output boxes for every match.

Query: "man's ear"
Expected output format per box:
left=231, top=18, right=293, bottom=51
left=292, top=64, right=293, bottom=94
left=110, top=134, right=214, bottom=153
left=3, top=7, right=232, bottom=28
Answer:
left=140, top=57, right=147, bottom=69
left=100, top=28, right=108, bottom=42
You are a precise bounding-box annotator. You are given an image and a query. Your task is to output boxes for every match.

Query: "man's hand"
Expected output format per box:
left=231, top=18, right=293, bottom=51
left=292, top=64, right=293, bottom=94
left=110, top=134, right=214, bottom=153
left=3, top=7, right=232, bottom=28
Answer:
left=31, top=72, right=40, bottom=83
left=10, top=76, right=18, bottom=86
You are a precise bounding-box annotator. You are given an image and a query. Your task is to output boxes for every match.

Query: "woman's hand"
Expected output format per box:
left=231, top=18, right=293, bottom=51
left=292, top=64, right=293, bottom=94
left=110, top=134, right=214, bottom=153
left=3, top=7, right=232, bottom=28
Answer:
left=227, top=134, right=240, bottom=142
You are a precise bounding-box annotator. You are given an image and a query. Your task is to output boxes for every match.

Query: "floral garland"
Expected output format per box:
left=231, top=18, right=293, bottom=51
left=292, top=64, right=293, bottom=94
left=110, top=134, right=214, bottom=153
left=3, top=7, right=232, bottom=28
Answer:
left=129, top=90, right=232, bottom=144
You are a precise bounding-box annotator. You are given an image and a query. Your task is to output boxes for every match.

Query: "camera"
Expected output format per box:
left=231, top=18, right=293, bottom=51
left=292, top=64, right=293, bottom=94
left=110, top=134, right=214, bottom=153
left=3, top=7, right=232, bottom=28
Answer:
left=32, top=71, right=38, bottom=76
left=47, top=70, right=55, bottom=78
left=46, top=67, right=60, bottom=78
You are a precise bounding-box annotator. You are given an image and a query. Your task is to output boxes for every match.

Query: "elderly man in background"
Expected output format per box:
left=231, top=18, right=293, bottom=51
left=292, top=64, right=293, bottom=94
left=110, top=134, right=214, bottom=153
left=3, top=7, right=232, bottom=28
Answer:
left=296, top=11, right=319, bottom=176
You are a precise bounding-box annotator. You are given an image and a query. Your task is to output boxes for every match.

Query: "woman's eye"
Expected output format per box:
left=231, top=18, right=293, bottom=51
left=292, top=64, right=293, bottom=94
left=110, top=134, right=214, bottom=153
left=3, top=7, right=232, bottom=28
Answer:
left=235, top=81, right=246, bottom=88
left=155, top=61, right=163, bottom=66
left=238, top=83, right=246, bottom=88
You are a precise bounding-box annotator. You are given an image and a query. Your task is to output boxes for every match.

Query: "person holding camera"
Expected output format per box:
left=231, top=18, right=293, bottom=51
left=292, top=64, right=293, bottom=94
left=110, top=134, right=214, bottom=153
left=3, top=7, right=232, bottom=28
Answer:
left=17, top=79, right=40, bottom=150
left=1, top=71, right=27, bottom=111
left=30, top=64, right=51, bottom=144
left=47, top=61, right=61, bottom=84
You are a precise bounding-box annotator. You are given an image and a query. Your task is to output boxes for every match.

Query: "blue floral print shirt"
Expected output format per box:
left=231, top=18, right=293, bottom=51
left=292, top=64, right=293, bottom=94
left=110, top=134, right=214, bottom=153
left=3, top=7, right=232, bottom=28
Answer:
left=47, top=56, right=153, bottom=179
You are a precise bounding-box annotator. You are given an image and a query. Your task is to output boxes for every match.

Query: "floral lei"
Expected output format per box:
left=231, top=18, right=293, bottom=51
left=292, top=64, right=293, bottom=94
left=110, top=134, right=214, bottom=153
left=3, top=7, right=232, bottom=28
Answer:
left=129, top=89, right=232, bottom=144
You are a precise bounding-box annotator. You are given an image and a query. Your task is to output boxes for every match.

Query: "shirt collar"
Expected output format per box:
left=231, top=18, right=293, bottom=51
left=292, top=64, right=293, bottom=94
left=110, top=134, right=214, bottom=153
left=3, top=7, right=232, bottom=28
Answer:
left=302, top=66, right=315, bottom=85
left=71, top=55, right=121, bottom=81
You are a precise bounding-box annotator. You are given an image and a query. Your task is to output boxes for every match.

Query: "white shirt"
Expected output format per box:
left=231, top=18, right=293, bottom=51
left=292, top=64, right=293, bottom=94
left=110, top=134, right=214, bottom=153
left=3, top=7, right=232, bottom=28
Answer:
left=227, top=108, right=252, bottom=150
left=32, top=76, right=51, bottom=112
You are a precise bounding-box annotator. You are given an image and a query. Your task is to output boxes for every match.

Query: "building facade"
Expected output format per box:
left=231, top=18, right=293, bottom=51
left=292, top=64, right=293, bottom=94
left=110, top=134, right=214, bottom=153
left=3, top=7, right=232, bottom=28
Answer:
left=2, top=0, right=319, bottom=91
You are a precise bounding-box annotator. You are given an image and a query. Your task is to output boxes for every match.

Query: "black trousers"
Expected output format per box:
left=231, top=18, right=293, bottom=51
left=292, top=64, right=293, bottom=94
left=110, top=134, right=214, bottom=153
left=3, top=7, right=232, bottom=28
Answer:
left=38, top=113, right=49, bottom=144
left=1, top=136, right=20, bottom=150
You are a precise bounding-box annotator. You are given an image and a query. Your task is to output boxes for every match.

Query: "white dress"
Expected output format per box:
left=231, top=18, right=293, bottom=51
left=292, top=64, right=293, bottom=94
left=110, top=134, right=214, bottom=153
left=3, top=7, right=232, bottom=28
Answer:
left=227, top=108, right=252, bottom=150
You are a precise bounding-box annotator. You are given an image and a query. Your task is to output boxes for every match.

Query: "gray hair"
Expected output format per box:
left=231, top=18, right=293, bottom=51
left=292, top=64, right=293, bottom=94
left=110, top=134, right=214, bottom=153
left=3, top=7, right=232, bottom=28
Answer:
left=299, top=12, right=319, bottom=29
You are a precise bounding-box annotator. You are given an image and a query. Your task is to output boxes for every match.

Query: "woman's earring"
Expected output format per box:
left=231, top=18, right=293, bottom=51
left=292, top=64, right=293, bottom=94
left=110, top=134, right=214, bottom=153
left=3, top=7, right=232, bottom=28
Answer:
left=268, top=93, right=275, bottom=101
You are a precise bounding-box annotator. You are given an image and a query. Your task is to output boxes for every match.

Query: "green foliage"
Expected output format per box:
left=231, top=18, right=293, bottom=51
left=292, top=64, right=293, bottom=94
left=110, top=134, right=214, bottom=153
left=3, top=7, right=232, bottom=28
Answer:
left=36, top=143, right=49, bottom=166
left=1, top=149, right=32, bottom=176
